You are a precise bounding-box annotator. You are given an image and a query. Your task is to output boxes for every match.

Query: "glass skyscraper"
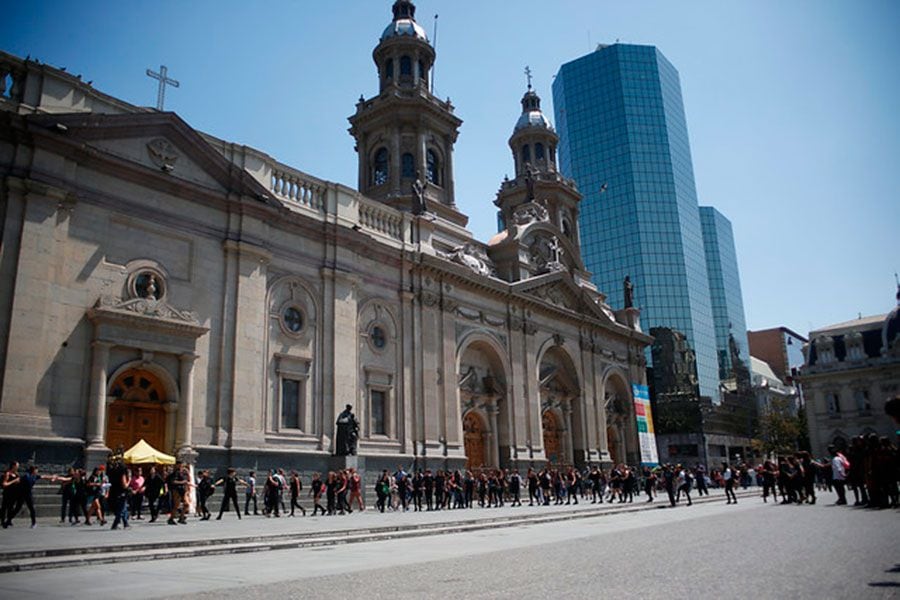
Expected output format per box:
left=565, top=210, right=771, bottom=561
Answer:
left=552, top=44, right=719, bottom=400
left=699, top=206, right=749, bottom=381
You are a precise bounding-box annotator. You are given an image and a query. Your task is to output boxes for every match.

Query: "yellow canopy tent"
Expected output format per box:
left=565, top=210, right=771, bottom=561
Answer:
left=122, top=439, right=176, bottom=465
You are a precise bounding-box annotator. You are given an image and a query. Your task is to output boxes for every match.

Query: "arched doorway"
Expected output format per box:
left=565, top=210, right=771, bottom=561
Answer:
left=106, top=368, right=168, bottom=452
left=458, top=337, right=508, bottom=469
left=463, top=411, right=487, bottom=470
left=604, top=372, right=637, bottom=466
left=538, top=345, right=581, bottom=467
left=542, top=410, right=563, bottom=465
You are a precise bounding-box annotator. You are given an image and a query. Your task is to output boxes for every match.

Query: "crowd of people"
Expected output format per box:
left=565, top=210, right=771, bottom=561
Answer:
left=1, top=434, right=897, bottom=530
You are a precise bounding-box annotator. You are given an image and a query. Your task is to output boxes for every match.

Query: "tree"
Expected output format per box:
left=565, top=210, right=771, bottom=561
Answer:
left=753, top=397, right=802, bottom=458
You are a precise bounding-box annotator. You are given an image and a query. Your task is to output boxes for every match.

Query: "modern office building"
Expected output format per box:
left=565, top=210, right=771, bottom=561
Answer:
left=553, top=43, right=720, bottom=400
left=699, top=206, right=749, bottom=381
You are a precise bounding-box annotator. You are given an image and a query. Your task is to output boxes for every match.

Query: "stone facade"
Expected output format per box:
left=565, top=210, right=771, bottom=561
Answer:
left=799, top=303, right=900, bottom=458
left=0, top=2, right=651, bottom=478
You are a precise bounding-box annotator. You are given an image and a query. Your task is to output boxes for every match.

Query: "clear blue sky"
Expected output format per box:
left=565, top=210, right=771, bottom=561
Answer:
left=3, top=1, right=898, bottom=338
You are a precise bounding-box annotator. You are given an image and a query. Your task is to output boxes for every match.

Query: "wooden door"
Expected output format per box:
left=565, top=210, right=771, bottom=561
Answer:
left=542, top=410, right=561, bottom=465
left=106, top=368, right=167, bottom=452
left=463, top=412, right=486, bottom=470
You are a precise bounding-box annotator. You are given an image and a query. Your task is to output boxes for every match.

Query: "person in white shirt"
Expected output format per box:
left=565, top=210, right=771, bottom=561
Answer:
left=829, top=445, right=849, bottom=505
left=722, top=462, right=737, bottom=504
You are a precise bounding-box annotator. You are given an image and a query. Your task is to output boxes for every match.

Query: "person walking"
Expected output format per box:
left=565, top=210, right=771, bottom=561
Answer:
left=310, top=472, right=327, bottom=516
left=676, top=465, right=693, bottom=506
left=166, top=463, right=189, bottom=525
left=289, top=471, right=306, bottom=516
left=215, top=468, right=244, bottom=520
left=108, top=459, right=131, bottom=530
left=10, top=465, right=43, bottom=528
left=642, top=466, right=656, bottom=503
left=244, top=470, right=259, bottom=515
left=196, top=470, right=214, bottom=520
left=144, top=466, right=165, bottom=522
left=829, top=445, right=849, bottom=505
left=128, top=467, right=145, bottom=520
left=722, top=462, right=738, bottom=504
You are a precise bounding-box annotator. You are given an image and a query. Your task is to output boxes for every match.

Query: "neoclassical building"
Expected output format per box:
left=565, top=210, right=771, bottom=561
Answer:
left=0, top=1, right=651, bottom=476
left=800, top=295, right=900, bottom=458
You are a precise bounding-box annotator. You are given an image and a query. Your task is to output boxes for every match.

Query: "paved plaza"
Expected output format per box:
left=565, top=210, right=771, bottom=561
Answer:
left=0, top=489, right=897, bottom=599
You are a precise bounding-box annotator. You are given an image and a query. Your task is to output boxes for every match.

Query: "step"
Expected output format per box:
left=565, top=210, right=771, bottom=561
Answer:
left=0, top=490, right=756, bottom=573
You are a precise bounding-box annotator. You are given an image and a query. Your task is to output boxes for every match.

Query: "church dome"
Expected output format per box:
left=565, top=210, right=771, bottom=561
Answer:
left=514, top=90, right=553, bottom=132
left=381, top=19, right=428, bottom=42
left=381, top=1, right=428, bottom=43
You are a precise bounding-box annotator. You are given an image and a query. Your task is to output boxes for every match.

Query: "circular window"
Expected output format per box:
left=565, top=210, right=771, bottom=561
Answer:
left=133, top=271, right=165, bottom=300
left=282, top=306, right=304, bottom=334
left=370, top=325, right=387, bottom=350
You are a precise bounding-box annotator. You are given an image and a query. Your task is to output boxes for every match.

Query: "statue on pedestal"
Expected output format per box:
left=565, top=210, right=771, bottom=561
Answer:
left=623, top=275, right=634, bottom=309
left=335, top=404, right=359, bottom=456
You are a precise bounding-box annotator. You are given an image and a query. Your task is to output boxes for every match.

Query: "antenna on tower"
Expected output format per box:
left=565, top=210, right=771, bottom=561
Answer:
left=432, top=13, right=439, bottom=94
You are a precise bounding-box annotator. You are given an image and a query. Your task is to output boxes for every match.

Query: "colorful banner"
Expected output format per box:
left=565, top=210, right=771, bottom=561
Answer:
left=632, top=383, right=659, bottom=466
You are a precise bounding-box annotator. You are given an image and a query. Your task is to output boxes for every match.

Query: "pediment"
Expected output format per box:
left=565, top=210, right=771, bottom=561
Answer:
left=512, top=271, right=614, bottom=323
left=28, top=112, right=269, bottom=201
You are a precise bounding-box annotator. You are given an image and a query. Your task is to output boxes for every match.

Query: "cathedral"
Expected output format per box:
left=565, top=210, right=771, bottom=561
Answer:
left=0, top=1, right=650, bottom=477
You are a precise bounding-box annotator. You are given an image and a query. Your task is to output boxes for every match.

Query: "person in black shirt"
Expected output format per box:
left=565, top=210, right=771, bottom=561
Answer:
left=215, top=468, right=244, bottom=520
left=11, top=465, right=43, bottom=528
left=167, top=463, right=189, bottom=525
left=1, top=461, right=20, bottom=528
left=310, top=472, right=326, bottom=516
left=527, top=468, right=539, bottom=506
left=289, top=471, right=306, bottom=517
left=143, top=466, right=165, bottom=522
left=108, top=459, right=131, bottom=530
left=434, top=470, right=445, bottom=510
left=196, top=470, right=214, bottom=520
left=412, top=470, right=423, bottom=512
left=423, top=469, right=434, bottom=511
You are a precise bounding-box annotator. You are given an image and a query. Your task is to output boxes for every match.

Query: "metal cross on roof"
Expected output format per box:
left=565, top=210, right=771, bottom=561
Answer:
left=525, top=65, right=533, bottom=90
left=146, top=65, right=180, bottom=111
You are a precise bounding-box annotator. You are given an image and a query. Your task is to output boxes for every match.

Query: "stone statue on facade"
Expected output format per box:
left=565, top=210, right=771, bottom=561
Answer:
left=411, top=171, right=426, bottom=216
left=334, top=404, right=359, bottom=456
left=623, top=275, right=634, bottom=309
left=446, top=243, right=495, bottom=277
left=524, top=163, right=537, bottom=201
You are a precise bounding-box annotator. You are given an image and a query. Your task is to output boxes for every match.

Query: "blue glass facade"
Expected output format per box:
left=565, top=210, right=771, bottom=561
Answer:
left=699, top=206, right=749, bottom=380
left=553, top=44, right=719, bottom=400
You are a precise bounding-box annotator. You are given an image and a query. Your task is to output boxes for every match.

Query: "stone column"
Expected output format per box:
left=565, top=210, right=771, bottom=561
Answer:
left=391, top=128, right=402, bottom=195
left=562, top=402, right=574, bottom=466
left=444, top=135, right=456, bottom=207
left=488, top=404, right=500, bottom=468
left=176, top=353, right=198, bottom=462
left=85, top=341, right=113, bottom=447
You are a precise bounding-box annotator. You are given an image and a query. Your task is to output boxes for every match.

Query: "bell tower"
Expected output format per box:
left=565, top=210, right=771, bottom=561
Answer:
left=349, top=0, right=467, bottom=227
left=489, top=77, right=589, bottom=282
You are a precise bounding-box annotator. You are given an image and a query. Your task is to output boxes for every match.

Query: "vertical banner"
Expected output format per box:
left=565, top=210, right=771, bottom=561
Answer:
left=632, top=383, right=659, bottom=466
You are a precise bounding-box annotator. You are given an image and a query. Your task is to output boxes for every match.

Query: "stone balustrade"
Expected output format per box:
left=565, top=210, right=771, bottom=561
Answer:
left=358, top=197, right=404, bottom=241
left=0, top=52, right=29, bottom=103
left=270, top=166, right=325, bottom=211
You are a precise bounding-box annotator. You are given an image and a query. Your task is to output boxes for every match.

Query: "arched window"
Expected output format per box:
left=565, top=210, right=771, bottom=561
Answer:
left=549, top=145, right=556, bottom=164
left=385, top=60, right=394, bottom=80
left=535, top=143, right=545, bottom=160
left=400, top=56, right=412, bottom=76
left=373, top=147, right=389, bottom=186
left=401, top=153, right=415, bottom=178
left=562, top=219, right=572, bottom=238
left=426, top=149, right=440, bottom=185
left=522, top=145, right=531, bottom=165
left=419, top=60, right=427, bottom=83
